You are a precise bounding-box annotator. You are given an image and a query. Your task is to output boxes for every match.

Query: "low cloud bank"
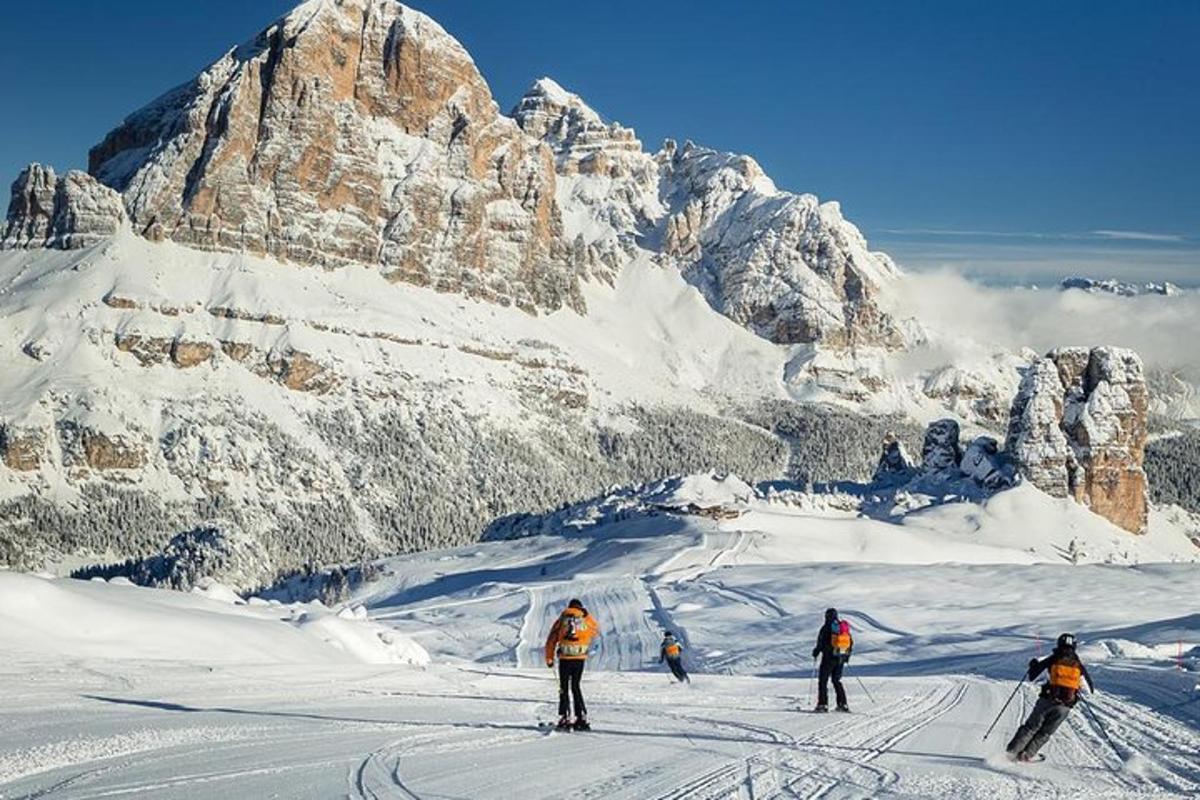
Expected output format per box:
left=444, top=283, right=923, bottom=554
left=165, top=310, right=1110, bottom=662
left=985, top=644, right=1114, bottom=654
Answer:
left=888, top=270, right=1200, bottom=379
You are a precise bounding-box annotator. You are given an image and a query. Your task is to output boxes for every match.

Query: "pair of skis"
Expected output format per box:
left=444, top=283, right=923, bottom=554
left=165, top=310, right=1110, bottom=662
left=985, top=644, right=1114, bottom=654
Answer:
left=537, top=720, right=591, bottom=734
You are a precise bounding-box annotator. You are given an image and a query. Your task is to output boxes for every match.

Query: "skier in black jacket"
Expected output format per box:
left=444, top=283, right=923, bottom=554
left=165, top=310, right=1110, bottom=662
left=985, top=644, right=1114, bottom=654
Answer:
left=1006, top=633, right=1095, bottom=761
left=811, top=607, right=851, bottom=712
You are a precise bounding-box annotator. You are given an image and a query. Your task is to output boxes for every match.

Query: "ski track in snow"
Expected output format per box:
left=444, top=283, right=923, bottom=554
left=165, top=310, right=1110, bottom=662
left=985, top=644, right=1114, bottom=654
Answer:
left=4, top=667, right=1199, bottom=798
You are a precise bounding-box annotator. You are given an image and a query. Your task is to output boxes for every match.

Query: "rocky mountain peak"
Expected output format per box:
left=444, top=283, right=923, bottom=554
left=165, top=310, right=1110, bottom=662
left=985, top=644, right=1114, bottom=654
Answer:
left=512, top=78, right=647, bottom=179
left=83, top=0, right=578, bottom=313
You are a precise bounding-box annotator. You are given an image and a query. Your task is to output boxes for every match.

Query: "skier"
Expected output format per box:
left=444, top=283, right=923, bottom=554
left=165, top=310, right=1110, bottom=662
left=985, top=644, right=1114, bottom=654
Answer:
left=811, top=607, right=852, bottom=712
left=660, top=631, right=690, bottom=683
left=1006, top=633, right=1095, bottom=762
left=545, top=598, right=600, bottom=731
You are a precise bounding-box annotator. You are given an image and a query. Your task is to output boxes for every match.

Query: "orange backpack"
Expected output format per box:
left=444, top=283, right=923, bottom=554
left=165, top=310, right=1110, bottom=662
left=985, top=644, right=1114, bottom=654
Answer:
left=831, top=620, right=853, bottom=657
left=1048, top=657, right=1083, bottom=703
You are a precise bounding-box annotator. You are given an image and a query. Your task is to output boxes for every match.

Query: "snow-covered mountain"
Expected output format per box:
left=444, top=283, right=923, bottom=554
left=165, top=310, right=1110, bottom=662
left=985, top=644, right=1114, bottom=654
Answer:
left=0, top=0, right=1194, bottom=583
left=1060, top=276, right=1181, bottom=297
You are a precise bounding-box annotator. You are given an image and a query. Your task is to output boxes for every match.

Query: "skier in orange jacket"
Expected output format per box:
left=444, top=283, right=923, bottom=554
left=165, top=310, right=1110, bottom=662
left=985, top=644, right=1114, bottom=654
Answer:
left=545, top=598, right=600, bottom=731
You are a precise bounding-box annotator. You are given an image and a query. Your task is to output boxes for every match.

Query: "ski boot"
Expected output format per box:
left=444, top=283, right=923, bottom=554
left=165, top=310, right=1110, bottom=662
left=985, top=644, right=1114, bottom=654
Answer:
left=555, top=715, right=573, bottom=731
left=835, top=704, right=851, bottom=713
left=573, top=716, right=591, bottom=731
left=812, top=704, right=829, bottom=713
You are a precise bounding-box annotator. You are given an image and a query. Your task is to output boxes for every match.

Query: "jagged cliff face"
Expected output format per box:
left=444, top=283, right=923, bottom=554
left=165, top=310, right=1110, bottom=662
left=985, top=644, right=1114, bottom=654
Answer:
left=1007, top=346, right=1149, bottom=534
left=85, top=0, right=576, bottom=313
left=511, top=79, right=904, bottom=348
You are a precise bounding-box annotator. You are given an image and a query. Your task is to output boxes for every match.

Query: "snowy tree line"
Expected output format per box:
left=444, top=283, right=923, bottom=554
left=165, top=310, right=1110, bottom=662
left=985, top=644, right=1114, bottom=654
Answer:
left=1145, top=429, right=1200, bottom=513
left=740, top=400, right=925, bottom=484
left=4, top=399, right=925, bottom=589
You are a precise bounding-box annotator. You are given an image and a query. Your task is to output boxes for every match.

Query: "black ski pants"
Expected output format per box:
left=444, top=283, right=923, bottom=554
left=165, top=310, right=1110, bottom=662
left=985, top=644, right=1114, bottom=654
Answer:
left=558, top=659, right=587, bottom=718
left=1007, top=696, right=1071, bottom=758
left=818, top=656, right=847, bottom=708
left=666, top=656, right=690, bottom=683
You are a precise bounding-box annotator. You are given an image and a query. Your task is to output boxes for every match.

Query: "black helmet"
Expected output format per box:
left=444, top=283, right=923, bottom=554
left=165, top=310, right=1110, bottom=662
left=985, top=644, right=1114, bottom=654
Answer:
left=663, top=631, right=674, bottom=638
left=825, top=608, right=838, bottom=621
left=1057, top=633, right=1077, bottom=650
left=568, top=598, right=583, bottom=610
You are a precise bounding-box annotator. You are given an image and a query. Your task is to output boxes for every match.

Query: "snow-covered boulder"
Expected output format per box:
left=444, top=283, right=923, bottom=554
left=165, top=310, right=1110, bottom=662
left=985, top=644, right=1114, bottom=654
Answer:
left=959, top=436, right=1015, bottom=490
left=2, top=164, right=125, bottom=249
left=872, top=435, right=917, bottom=484
left=921, top=419, right=962, bottom=472
left=1006, top=346, right=1149, bottom=533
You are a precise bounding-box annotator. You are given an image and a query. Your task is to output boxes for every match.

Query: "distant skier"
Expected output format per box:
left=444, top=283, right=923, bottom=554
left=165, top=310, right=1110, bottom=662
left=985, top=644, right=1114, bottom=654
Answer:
left=811, top=607, right=852, bottom=712
left=545, top=598, right=600, bottom=731
left=660, top=631, right=690, bottom=683
left=1006, top=633, right=1095, bottom=762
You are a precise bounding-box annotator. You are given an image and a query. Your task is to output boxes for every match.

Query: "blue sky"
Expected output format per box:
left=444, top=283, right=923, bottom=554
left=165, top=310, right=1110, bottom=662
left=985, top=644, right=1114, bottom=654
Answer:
left=2, top=0, right=1197, bottom=283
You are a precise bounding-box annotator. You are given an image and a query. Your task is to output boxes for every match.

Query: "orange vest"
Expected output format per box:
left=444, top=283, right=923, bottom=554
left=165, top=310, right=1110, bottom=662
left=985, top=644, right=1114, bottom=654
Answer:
left=664, top=642, right=682, bottom=659
left=545, top=608, right=599, bottom=662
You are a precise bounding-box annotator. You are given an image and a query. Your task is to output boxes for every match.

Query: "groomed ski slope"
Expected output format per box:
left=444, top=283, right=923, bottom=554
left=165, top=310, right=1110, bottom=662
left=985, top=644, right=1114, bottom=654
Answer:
left=3, top=481, right=1199, bottom=799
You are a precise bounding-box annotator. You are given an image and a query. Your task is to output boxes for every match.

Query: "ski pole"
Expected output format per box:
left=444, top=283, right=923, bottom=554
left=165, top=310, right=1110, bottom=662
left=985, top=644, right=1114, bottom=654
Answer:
left=854, top=674, right=876, bottom=705
left=808, top=657, right=817, bottom=708
left=982, top=678, right=1024, bottom=741
left=1079, top=696, right=1120, bottom=755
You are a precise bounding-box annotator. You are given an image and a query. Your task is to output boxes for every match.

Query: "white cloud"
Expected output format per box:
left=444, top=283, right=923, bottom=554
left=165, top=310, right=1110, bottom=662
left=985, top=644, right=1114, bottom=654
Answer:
left=1091, top=229, right=1186, bottom=243
left=885, top=269, right=1200, bottom=380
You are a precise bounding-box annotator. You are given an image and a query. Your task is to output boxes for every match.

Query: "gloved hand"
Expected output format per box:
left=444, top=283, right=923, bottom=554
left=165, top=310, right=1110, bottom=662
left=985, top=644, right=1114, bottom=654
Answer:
left=546, top=660, right=554, bottom=669
left=1026, top=658, right=1039, bottom=680
left=811, top=648, right=820, bottom=659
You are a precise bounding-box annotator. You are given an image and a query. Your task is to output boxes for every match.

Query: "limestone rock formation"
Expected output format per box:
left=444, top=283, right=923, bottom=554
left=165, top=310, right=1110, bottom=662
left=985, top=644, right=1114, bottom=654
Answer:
left=1007, top=346, right=1149, bottom=533
left=87, top=0, right=576, bottom=313
left=2, top=164, right=126, bottom=249
left=659, top=143, right=904, bottom=348
left=514, top=79, right=905, bottom=348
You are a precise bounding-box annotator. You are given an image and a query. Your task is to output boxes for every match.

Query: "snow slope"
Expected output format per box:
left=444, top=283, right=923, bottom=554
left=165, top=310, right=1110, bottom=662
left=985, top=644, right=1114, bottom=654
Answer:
left=3, top=476, right=1198, bottom=798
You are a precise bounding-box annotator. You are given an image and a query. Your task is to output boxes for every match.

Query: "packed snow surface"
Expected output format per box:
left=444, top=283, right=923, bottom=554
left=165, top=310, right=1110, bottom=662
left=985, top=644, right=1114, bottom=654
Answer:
left=3, top=476, right=1199, bottom=798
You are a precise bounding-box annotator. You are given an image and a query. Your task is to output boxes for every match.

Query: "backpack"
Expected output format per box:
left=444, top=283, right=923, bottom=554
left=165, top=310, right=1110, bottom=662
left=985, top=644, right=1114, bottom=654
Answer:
left=562, top=614, right=583, bottom=641
left=831, top=620, right=853, bottom=657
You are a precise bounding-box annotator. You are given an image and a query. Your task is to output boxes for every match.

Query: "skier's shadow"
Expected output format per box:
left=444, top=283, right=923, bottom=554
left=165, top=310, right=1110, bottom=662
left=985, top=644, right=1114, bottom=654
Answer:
left=80, top=695, right=783, bottom=746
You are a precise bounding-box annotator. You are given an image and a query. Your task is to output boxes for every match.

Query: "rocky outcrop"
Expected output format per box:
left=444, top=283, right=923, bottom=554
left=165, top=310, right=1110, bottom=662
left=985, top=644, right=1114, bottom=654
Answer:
left=872, top=434, right=916, bottom=483
left=1007, top=346, right=1149, bottom=533
left=87, top=0, right=576, bottom=313
left=58, top=422, right=147, bottom=471
left=2, top=164, right=125, bottom=249
left=921, top=419, right=962, bottom=472
left=0, top=425, right=45, bottom=471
